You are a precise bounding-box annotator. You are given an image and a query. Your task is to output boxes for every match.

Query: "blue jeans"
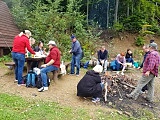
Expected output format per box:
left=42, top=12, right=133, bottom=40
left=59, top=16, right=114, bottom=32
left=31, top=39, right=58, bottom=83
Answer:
left=126, top=58, right=134, bottom=64
left=70, top=53, right=82, bottom=75
left=11, top=52, right=25, bottom=84
left=115, top=60, right=123, bottom=71
left=40, top=65, right=58, bottom=87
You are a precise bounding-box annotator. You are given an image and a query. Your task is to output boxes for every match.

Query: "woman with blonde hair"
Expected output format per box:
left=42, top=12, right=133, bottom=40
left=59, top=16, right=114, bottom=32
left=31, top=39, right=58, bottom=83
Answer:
left=77, top=65, right=104, bottom=103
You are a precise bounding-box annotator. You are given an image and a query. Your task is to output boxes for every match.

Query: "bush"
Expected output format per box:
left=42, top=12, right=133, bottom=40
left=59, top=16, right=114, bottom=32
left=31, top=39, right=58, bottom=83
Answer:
left=135, top=36, right=145, bottom=46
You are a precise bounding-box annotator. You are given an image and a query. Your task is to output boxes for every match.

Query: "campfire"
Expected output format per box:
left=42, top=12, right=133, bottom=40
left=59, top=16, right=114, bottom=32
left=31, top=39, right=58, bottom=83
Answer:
left=101, top=71, right=138, bottom=102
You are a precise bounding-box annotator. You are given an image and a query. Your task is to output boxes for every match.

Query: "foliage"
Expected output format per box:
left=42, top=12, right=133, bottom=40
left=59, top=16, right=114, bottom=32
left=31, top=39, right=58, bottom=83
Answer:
left=113, top=22, right=124, bottom=32
left=0, top=54, right=12, bottom=62
left=135, top=36, right=145, bottom=46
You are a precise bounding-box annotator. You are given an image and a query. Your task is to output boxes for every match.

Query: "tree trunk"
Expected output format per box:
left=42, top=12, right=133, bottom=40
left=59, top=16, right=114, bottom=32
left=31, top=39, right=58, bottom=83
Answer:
left=106, top=0, right=109, bottom=28
left=114, top=0, right=119, bottom=23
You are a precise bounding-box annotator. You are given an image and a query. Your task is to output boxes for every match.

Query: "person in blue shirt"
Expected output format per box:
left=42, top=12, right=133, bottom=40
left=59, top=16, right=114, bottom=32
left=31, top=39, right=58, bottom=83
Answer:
left=97, top=46, right=108, bottom=72
left=69, top=35, right=82, bottom=76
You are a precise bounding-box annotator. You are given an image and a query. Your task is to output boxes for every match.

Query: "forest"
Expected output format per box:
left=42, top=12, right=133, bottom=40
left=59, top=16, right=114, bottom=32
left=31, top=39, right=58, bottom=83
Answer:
left=3, top=0, right=160, bottom=60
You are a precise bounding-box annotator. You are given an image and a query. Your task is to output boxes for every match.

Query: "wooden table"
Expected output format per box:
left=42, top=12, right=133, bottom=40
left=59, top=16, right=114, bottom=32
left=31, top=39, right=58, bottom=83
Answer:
left=25, top=57, right=46, bottom=72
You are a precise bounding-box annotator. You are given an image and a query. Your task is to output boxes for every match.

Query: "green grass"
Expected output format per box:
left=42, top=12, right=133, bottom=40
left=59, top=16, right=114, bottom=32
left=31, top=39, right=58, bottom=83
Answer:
left=0, top=93, right=158, bottom=120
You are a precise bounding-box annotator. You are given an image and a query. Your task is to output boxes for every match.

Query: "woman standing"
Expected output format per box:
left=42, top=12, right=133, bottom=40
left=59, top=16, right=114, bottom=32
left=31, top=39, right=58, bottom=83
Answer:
left=12, top=30, right=35, bottom=86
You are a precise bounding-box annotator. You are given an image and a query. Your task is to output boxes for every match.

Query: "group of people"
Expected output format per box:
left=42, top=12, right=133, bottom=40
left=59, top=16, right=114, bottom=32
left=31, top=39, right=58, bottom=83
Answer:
left=12, top=30, right=61, bottom=92
left=77, top=40, right=160, bottom=103
left=12, top=31, right=160, bottom=103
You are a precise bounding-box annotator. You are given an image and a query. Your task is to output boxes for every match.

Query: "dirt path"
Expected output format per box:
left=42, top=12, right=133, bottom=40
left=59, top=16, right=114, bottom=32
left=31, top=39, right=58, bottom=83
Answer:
left=0, top=66, right=160, bottom=118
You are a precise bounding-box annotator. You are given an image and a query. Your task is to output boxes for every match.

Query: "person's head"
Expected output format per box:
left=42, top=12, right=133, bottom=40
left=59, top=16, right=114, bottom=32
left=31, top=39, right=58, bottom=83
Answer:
left=93, top=65, right=103, bottom=73
left=29, top=37, right=35, bottom=46
left=47, top=40, right=56, bottom=49
left=142, top=45, right=149, bottom=52
left=127, top=49, right=132, bottom=54
left=70, top=35, right=76, bottom=42
left=23, top=30, right=31, bottom=38
left=120, top=52, right=125, bottom=58
left=149, top=42, right=158, bottom=51
left=38, top=41, right=43, bottom=48
left=101, top=46, right=106, bottom=52
left=150, top=39, right=154, bottom=43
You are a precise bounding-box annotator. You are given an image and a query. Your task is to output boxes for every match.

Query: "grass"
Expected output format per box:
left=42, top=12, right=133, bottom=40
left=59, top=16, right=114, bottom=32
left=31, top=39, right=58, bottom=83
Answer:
left=0, top=93, right=157, bottom=120
left=0, top=93, right=133, bottom=120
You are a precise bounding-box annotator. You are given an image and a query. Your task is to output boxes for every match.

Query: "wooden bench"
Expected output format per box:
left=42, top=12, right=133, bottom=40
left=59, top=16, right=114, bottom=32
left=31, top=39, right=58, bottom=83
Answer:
left=52, top=62, right=71, bottom=80
left=5, top=62, right=15, bottom=70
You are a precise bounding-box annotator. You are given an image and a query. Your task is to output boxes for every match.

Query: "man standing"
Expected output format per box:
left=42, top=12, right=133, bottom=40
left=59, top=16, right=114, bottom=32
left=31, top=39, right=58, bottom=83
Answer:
left=12, top=30, right=35, bottom=86
left=38, top=40, right=60, bottom=92
left=126, top=42, right=160, bottom=102
left=69, top=35, right=82, bottom=76
left=97, top=46, right=108, bottom=73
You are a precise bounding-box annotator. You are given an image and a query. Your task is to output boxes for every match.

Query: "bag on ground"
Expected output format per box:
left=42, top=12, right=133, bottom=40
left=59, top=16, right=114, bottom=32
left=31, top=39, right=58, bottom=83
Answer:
left=26, top=70, right=36, bottom=87
left=35, top=74, right=50, bottom=88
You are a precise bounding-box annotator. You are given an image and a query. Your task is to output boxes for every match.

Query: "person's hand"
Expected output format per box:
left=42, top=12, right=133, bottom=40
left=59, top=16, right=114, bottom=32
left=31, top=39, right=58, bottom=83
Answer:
left=101, top=60, right=104, bottom=64
left=69, top=50, right=72, bottom=53
left=137, top=67, right=141, bottom=70
left=145, top=71, right=150, bottom=76
left=41, top=64, right=47, bottom=68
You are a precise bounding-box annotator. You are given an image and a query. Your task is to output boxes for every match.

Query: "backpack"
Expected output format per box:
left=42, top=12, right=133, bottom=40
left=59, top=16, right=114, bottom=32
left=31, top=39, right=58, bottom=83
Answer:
left=26, top=70, right=36, bottom=87
left=35, top=74, right=50, bottom=89
left=36, top=74, right=43, bottom=89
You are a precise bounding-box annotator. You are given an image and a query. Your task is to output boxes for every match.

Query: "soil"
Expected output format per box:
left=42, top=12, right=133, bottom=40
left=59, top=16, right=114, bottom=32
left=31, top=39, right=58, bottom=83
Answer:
left=0, top=32, right=160, bottom=118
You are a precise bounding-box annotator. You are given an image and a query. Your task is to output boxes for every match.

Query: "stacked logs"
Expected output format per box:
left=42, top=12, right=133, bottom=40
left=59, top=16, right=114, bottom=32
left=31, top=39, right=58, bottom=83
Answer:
left=101, top=72, right=138, bottom=102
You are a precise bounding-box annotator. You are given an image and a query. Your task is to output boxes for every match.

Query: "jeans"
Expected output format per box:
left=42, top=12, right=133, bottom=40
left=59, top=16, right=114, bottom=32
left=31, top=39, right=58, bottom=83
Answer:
left=40, top=65, right=58, bottom=87
left=126, top=58, right=134, bottom=64
left=115, top=60, right=125, bottom=71
left=11, top=52, right=25, bottom=84
left=70, top=53, right=82, bottom=75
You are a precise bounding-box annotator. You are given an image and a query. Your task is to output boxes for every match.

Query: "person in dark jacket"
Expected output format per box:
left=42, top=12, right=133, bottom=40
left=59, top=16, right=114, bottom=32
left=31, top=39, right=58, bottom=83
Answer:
left=77, top=65, right=103, bottom=103
left=97, top=46, right=108, bottom=72
left=125, top=49, right=134, bottom=65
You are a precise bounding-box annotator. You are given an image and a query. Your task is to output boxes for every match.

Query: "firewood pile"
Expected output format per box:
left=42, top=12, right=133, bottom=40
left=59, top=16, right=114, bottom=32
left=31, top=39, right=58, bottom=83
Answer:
left=101, top=72, right=138, bottom=102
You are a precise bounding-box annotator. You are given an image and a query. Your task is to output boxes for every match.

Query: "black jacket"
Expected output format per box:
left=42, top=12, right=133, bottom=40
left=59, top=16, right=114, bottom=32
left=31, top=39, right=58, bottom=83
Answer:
left=77, top=70, right=102, bottom=98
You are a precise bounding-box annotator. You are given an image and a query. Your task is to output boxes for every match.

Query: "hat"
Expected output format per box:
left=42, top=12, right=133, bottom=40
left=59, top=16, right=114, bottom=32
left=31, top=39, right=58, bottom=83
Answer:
left=93, top=65, right=103, bottom=73
left=70, top=35, right=76, bottom=40
left=47, top=40, right=56, bottom=45
left=149, top=42, right=157, bottom=49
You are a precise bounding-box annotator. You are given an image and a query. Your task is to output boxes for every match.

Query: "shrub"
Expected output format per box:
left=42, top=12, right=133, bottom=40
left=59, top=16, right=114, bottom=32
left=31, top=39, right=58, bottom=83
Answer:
left=135, top=36, right=145, bottom=46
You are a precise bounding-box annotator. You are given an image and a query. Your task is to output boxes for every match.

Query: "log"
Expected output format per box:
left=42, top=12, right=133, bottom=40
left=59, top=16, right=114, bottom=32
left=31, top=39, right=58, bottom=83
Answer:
left=119, top=81, right=135, bottom=89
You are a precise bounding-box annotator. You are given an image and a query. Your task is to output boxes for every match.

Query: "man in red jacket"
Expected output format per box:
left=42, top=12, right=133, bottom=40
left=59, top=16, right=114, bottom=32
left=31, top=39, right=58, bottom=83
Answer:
left=38, top=40, right=61, bottom=92
left=12, top=30, right=35, bottom=86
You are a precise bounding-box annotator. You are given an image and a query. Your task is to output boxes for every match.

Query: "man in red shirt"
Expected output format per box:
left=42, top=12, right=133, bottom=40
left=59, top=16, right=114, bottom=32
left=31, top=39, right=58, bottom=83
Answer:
left=38, top=40, right=60, bottom=92
left=12, top=30, right=35, bottom=86
left=126, top=42, right=160, bottom=103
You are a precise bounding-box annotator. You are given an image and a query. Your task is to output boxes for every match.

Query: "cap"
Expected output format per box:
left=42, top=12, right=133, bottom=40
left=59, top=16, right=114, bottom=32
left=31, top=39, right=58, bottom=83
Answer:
left=93, top=65, right=103, bottom=73
left=70, top=35, right=76, bottom=40
left=149, top=42, right=157, bottom=49
left=47, top=40, right=56, bottom=45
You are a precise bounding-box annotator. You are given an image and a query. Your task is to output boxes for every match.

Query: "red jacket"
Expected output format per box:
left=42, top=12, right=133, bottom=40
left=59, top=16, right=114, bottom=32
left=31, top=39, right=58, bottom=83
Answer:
left=45, top=46, right=60, bottom=68
left=12, top=35, right=35, bottom=54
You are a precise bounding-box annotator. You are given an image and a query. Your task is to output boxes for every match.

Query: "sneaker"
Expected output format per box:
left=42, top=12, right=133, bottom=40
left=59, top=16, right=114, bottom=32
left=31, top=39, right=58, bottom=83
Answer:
left=44, top=87, right=48, bottom=91
left=15, top=79, right=18, bottom=82
left=126, top=94, right=138, bottom=100
left=76, top=74, right=79, bottom=77
left=92, top=97, right=100, bottom=103
left=38, top=87, right=44, bottom=92
left=116, top=71, right=119, bottom=74
left=121, top=72, right=124, bottom=75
